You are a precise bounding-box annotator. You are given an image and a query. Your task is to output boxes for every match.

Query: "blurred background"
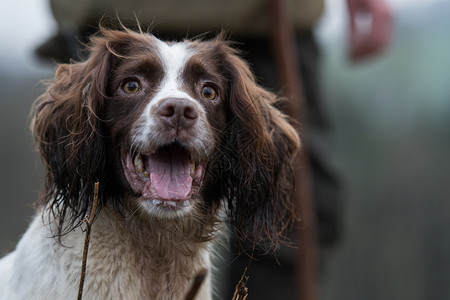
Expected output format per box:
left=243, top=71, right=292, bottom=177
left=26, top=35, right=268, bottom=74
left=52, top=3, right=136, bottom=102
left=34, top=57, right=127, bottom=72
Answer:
left=0, top=0, right=449, bottom=299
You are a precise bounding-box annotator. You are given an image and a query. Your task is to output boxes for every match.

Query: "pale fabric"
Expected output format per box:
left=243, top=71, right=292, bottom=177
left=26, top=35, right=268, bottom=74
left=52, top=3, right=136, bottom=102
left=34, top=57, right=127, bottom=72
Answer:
left=51, top=0, right=324, bottom=36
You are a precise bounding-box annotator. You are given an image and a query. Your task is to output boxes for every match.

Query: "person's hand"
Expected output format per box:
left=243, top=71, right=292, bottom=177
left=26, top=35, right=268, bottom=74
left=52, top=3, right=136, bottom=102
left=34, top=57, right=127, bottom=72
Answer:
left=346, top=0, right=392, bottom=61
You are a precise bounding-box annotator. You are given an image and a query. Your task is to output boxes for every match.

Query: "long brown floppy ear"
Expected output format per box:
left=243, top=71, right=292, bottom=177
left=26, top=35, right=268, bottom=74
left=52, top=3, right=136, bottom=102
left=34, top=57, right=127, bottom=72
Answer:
left=31, top=29, right=142, bottom=237
left=32, top=41, right=110, bottom=237
left=216, top=42, right=301, bottom=250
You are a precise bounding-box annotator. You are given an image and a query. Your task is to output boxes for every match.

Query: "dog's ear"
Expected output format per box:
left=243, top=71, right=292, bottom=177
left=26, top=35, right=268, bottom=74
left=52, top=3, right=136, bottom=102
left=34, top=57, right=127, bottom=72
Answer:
left=216, top=42, right=301, bottom=250
left=32, top=29, right=143, bottom=237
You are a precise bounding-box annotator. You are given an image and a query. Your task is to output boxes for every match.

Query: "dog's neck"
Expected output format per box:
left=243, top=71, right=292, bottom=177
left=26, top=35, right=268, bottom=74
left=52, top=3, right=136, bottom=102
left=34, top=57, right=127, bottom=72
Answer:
left=51, top=205, right=215, bottom=299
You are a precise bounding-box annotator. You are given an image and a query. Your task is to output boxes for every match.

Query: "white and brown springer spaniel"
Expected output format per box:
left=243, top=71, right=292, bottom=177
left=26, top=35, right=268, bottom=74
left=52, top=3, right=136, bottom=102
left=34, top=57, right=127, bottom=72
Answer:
left=0, top=28, right=300, bottom=299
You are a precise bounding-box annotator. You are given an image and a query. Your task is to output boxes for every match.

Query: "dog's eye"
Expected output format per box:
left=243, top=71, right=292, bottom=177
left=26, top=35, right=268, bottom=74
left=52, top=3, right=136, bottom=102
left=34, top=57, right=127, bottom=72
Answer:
left=122, top=80, right=141, bottom=94
left=201, top=85, right=217, bottom=101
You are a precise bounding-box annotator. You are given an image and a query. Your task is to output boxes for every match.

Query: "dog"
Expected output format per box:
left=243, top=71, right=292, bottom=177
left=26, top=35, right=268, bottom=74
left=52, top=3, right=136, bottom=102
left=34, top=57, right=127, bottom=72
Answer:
left=0, top=28, right=300, bottom=299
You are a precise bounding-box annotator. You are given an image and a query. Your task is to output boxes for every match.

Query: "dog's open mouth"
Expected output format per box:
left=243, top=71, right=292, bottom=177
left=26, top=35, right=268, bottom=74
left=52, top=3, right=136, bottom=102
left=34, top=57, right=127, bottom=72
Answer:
left=121, top=143, right=206, bottom=210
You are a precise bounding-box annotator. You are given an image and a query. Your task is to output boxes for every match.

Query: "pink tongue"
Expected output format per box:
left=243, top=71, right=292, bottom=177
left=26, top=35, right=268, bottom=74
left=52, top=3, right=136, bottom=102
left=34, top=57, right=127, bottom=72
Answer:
left=145, top=146, right=192, bottom=200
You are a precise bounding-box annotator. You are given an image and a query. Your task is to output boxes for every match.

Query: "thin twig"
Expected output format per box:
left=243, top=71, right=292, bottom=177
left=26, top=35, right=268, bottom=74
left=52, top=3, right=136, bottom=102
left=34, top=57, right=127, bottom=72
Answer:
left=232, top=267, right=249, bottom=300
left=77, top=182, right=100, bottom=300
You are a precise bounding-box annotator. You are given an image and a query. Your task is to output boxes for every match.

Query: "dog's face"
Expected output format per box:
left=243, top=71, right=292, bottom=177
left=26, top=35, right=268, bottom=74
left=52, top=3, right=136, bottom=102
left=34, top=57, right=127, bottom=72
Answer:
left=33, top=29, right=300, bottom=247
left=104, top=37, right=230, bottom=217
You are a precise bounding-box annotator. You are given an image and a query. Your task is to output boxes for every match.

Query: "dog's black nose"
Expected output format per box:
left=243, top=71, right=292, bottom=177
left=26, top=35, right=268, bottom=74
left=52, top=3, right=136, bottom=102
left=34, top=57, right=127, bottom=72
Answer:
left=157, top=98, right=198, bottom=128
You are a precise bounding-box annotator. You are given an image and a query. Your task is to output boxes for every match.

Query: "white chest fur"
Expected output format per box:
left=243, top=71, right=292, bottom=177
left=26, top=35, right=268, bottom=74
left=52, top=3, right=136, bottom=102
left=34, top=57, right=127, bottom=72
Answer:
left=0, top=210, right=213, bottom=300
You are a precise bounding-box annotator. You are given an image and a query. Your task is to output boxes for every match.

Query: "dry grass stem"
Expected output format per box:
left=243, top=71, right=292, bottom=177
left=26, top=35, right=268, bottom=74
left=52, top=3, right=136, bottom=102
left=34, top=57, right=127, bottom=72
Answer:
left=77, top=182, right=100, bottom=300
left=232, top=267, right=249, bottom=300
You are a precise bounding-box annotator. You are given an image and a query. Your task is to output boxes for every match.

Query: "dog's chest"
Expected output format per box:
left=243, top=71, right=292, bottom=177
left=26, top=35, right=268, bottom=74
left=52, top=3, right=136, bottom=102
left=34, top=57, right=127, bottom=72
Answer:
left=59, top=216, right=212, bottom=299
left=1, top=211, right=213, bottom=300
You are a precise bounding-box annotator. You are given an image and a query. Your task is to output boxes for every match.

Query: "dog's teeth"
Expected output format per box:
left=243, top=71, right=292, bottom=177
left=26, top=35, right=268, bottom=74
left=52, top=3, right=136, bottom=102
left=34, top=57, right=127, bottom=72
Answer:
left=134, top=155, right=143, bottom=168
left=190, top=162, right=196, bottom=177
left=134, top=155, right=149, bottom=178
left=152, top=200, right=162, bottom=206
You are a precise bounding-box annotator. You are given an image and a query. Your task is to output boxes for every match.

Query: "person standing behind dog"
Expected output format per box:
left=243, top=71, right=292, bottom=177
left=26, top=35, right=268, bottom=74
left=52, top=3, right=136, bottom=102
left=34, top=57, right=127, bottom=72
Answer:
left=36, top=0, right=392, bottom=299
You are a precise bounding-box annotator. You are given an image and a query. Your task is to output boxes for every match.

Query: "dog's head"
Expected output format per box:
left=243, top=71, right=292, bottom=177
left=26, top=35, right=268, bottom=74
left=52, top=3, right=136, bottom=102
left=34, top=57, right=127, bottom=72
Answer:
left=32, top=28, right=300, bottom=247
